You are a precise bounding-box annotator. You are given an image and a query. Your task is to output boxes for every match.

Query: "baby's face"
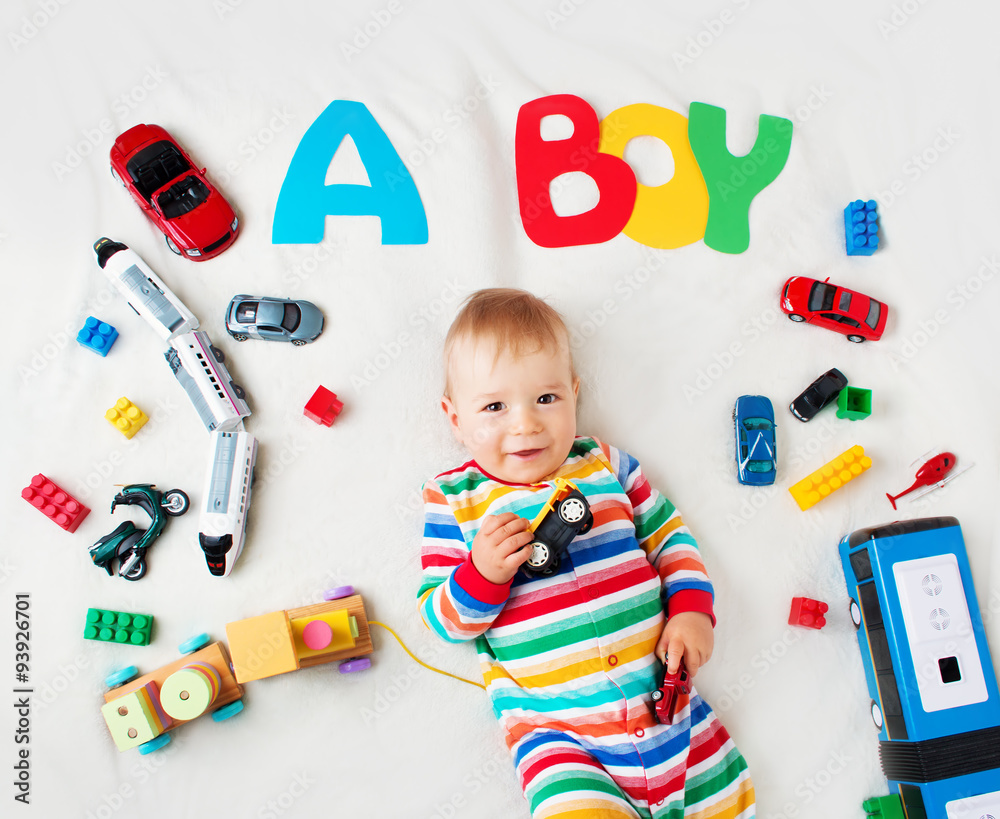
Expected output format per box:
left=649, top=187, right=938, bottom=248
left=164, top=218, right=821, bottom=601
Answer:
left=442, top=336, right=579, bottom=485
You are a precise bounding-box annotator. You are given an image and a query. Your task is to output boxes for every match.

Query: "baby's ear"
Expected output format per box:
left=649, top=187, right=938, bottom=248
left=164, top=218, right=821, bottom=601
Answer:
left=440, top=396, right=463, bottom=444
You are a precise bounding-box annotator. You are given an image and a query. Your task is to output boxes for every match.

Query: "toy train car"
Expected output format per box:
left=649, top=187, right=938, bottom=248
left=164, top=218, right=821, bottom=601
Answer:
left=101, top=635, right=243, bottom=754
left=839, top=516, right=1000, bottom=817
left=225, top=589, right=373, bottom=683
left=198, top=429, right=257, bottom=577
left=165, top=330, right=251, bottom=432
left=100, top=590, right=373, bottom=753
left=93, top=238, right=199, bottom=342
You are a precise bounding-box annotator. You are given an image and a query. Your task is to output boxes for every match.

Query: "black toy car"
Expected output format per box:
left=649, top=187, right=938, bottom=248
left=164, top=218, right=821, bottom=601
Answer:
left=789, top=368, right=847, bottom=422
left=522, top=479, right=594, bottom=577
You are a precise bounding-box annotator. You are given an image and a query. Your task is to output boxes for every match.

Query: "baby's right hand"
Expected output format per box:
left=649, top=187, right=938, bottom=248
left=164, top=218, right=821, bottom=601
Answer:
left=471, top=513, right=534, bottom=585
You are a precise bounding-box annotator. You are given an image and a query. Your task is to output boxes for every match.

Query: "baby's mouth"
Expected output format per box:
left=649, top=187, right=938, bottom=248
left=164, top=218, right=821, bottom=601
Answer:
left=510, top=448, right=544, bottom=459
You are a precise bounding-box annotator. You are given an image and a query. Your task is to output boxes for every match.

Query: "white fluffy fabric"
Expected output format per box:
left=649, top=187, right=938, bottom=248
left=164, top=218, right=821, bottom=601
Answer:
left=3, top=1, right=998, bottom=817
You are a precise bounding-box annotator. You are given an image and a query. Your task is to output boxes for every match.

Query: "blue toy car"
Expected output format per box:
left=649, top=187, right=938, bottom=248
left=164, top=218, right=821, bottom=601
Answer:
left=734, top=395, right=776, bottom=486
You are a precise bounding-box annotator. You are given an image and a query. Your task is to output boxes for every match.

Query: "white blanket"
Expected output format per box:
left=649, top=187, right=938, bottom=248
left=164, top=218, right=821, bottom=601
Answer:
left=3, top=1, right=998, bottom=816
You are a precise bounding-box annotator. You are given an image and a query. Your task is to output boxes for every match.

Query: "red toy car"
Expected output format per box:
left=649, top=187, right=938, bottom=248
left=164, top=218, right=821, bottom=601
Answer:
left=110, top=124, right=239, bottom=260
left=780, top=276, right=888, bottom=342
left=650, top=661, right=691, bottom=724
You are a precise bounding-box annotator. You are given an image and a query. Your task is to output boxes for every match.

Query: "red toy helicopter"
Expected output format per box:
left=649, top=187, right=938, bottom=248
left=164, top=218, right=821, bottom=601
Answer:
left=886, top=451, right=971, bottom=509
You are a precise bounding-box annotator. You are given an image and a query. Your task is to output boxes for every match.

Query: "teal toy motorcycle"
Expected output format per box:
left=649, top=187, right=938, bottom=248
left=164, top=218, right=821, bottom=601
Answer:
left=90, top=484, right=189, bottom=581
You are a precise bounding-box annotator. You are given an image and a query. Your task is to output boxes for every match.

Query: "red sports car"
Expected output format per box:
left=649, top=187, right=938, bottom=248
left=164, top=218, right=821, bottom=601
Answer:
left=110, top=124, right=239, bottom=261
left=780, top=276, right=888, bottom=342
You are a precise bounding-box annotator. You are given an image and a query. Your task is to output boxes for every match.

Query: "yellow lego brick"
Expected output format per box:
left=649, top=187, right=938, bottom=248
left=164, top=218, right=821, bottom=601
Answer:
left=789, top=445, right=872, bottom=511
left=225, top=611, right=299, bottom=683
left=101, top=686, right=164, bottom=751
left=290, top=609, right=357, bottom=661
left=106, top=397, right=148, bottom=439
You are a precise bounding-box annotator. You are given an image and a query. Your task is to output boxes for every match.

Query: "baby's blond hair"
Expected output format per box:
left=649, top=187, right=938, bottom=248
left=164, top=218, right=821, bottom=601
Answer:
left=444, top=288, right=573, bottom=397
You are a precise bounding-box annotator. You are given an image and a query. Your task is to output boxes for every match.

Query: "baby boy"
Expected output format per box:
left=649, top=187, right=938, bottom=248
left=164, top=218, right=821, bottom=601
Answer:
left=418, top=288, right=755, bottom=819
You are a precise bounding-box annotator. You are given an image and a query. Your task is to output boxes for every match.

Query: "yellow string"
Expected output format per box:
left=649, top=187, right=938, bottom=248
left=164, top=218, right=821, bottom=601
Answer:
left=369, top=621, right=486, bottom=691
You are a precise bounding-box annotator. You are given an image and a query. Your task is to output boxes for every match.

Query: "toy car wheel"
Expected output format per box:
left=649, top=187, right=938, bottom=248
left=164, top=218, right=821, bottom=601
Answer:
left=105, top=665, right=139, bottom=688
left=557, top=497, right=587, bottom=524
left=650, top=689, right=663, bottom=702
left=120, top=556, right=148, bottom=582
left=291, top=339, right=307, bottom=347
left=178, top=633, right=211, bottom=655
left=138, top=733, right=172, bottom=755
left=846, top=334, right=866, bottom=343
left=165, top=236, right=182, bottom=255
left=525, top=542, right=550, bottom=570
left=787, top=313, right=805, bottom=322
left=323, top=585, right=355, bottom=601
left=339, top=658, right=372, bottom=674
left=211, top=699, right=244, bottom=722
left=210, top=345, right=225, bottom=363
left=231, top=382, right=246, bottom=400
left=162, top=489, right=190, bottom=517
left=870, top=700, right=884, bottom=731
left=232, top=333, right=248, bottom=342
left=849, top=599, right=862, bottom=629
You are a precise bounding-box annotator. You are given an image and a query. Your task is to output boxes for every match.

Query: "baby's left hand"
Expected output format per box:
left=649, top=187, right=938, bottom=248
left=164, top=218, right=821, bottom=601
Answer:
left=655, top=611, right=714, bottom=678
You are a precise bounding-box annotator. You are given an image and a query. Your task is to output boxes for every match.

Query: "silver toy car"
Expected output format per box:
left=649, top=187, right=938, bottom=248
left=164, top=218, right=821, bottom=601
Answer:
left=225, top=295, right=324, bottom=346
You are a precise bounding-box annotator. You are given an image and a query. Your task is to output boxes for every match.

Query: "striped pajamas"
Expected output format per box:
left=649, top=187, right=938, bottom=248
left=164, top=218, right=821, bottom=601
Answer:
left=419, top=437, right=754, bottom=818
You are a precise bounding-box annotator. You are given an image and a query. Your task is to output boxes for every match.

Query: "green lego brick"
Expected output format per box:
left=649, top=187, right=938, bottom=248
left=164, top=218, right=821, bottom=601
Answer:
left=836, top=385, right=872, bottom=420
left=85, top=608, right=154, bottom=646
left=862, top=794, right=904, bottom=819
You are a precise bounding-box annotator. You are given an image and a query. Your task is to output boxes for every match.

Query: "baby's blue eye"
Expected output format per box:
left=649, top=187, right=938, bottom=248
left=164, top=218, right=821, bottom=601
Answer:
left=538, top=394, right=557, bottom=405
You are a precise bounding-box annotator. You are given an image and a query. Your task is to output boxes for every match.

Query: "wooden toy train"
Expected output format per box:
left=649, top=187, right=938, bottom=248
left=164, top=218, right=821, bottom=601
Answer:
left=101, top=588, right=372, bottom=753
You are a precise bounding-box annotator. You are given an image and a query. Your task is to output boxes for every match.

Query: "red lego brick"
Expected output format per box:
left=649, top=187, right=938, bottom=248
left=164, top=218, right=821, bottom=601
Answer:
left=304, top=386, right=343, bottom=427
left=789, top=597, right=828, bottom=629
left=21, top=474, right=90, bottom=532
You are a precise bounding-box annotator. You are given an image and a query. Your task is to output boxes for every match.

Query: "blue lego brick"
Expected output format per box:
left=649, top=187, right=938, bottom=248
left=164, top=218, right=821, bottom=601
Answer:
left=845, top=199, right=880, bottom=255
left=77, top=317, right=119, bottom=356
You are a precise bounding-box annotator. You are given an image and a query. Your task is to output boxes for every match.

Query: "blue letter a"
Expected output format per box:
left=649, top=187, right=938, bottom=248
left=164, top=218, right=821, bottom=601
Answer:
left=272, top=100, right=428, bottom=244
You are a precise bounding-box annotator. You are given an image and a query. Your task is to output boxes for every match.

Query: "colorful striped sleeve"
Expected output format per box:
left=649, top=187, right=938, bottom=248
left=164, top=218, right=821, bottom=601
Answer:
left=417, top=479, right=513, bottom=643
left=609, top=445, right=716, bottom=625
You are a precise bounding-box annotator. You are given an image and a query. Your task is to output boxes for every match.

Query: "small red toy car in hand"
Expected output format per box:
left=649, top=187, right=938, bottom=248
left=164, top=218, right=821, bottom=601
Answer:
left=110, top=124, right=239, bottom=261
left=651, top=661, right=691, bottom=724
